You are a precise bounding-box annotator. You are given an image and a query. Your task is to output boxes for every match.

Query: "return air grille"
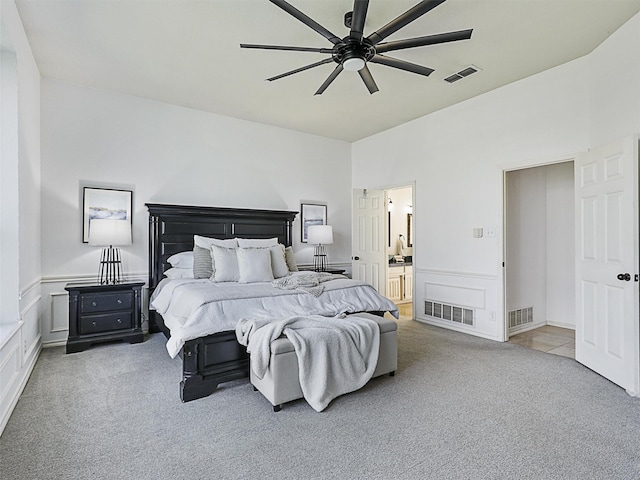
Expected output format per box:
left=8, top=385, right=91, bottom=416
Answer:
left=425, top=300, right=474, bottom=326
left=508, top=307, right=533, bottom=329
left=444, top=65, right=480, bottom=83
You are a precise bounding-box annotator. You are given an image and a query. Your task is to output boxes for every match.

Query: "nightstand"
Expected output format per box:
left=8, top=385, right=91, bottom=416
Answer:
left=65, top=282, right=144, bottom=353
left=299, top=267, right=346, bottom=275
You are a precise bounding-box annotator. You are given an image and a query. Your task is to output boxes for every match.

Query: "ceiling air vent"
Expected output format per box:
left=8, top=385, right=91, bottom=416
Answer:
left=444, top=65, right=480, bottom=84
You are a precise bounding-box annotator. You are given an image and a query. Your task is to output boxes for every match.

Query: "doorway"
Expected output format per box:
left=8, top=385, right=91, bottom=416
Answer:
left=504, top=161, right=575, bottom=358
left=386, top=185, right=414, bottom=319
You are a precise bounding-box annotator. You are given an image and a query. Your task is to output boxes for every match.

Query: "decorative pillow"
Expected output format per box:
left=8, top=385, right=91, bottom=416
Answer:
left=167, top=251, right=193, bottom=269
left=284, top=246, right=299, bottom=272
left=269, top=244, right=289, bottom=278
left=237, top=237, right=278, bottom=248
left=194, top=235, right=238, bottom=249
left=193, top=236, right=238, bottom=279
left=210, top=245, right=240, bottom=282
left=237, top=248, right=274, bottom=283
left=164, top=267, right=194, bottom=279
left=193, top=245, right=213, bottom=279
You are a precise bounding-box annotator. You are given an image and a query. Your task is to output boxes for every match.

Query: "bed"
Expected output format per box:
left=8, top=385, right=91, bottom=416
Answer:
left=146, top=203, right=397, bottom=402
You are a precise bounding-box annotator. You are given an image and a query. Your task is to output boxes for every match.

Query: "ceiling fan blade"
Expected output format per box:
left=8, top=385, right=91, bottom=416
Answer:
left=350, top=0, right=370, bottom=42
left=270, top=0, right=342, bottom=45
left=315, top=64, right=344, bottom=95
left=241, top=44, right=334, bottom=54
left=375, top=29, right=473, bottom=53
left=267, top=58, right=334, bottom=82
left=358, top=65, right=379, bottom=94
left=370, top=54, right=434, bottom=77
left=367, top=0, right=447, bottom=45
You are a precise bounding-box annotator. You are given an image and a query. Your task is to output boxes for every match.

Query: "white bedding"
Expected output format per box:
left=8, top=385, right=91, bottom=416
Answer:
left=150, top=272, right=398, bottom=358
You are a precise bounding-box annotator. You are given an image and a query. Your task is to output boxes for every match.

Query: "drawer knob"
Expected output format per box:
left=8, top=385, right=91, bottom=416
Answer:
left=92, top=321, right=97, bottom=326
left=117, top=318, right=122, bottom=324
left=117, top=299, right=122, bottom=304
left=92, top=301, right=97, bottom=307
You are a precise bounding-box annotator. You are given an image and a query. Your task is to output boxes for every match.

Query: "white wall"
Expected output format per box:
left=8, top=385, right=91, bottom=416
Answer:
left=0, top=0, right=42, bottom=436
left=353, top=11, right=640, bottom=341
left=39, top=79, right=352, bottom=344
left=545, top=162, right=574, bottom=328
left=588, top=11, right=640, bottom=147
left=353, top=53, right=590, bottom=340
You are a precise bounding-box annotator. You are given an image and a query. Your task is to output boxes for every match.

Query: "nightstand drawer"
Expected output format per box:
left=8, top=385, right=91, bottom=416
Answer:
left=80, top=292, right=132, bottom=313
left=80, top=312, right=132, bottom=334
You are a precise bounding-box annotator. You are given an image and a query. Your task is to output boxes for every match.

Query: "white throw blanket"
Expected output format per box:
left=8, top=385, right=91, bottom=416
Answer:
left=271, top=272, right=342, bottom=297
left=236, top=314, right=380, bottom=412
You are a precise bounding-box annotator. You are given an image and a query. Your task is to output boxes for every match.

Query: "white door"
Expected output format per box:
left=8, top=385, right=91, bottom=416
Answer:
left=352, top=188, right=386, bottom=293
left=575, top=136, right=639, bottom=395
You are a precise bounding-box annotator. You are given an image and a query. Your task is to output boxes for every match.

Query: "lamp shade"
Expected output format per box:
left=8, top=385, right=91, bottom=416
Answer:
left=307, top=225, right=333, bottom=245
left=88, top=219, right=132, bottom=246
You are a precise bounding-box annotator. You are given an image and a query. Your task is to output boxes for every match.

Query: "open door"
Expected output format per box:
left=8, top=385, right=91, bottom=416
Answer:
left=575, top=136, right=639, bottom=395
left=352, top=188, right=386, bottom=293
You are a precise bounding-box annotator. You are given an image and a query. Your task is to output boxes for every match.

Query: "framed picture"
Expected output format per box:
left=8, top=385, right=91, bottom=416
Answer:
left=301, top=203, right=327, bottom=243
left=82, top=187, right=133, bottom=243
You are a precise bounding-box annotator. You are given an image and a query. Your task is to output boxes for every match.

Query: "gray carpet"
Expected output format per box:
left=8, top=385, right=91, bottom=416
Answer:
left=1, top=318, right=639, bottom=480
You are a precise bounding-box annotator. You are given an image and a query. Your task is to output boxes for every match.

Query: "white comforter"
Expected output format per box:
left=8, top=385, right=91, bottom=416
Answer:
left=236, top=314, right=380, bottom=412
left=150, top=272, right=398, bottom=358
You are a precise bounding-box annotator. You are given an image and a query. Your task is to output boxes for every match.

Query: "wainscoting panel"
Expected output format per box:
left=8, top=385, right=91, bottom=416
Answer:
left=415, top=268, right=502, bottom=341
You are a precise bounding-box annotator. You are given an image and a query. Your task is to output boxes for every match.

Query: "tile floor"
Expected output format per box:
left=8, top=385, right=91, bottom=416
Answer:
left=508, top=325, right=575, bottom=359
left=396, top=302, right=413, bottom=319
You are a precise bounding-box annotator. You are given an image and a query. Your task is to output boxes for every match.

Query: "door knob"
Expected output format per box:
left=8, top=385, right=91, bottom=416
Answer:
left=617, top=273, right=631, bottom=281
left=353, top=256, right=360, bottom=261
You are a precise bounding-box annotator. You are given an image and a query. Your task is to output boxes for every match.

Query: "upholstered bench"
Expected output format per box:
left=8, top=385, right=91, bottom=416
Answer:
left=250, top=312, right=398, bottom=411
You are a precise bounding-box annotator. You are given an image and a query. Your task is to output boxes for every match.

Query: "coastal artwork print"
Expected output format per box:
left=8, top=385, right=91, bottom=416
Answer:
left=82, top=187, right=132, bottom=243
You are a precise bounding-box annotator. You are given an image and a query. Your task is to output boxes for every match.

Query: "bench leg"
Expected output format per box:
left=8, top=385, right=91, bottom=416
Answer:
left=390, top=371, right=396, bottom=377
left=273, top=405, right=282, bottom=412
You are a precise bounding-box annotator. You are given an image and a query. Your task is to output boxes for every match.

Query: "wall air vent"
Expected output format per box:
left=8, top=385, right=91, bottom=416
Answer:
left=444, top=65, right=480, bottom=84
left=425, top=300, right=474, bottom=326
left=508, top=307, right=533, bottom=329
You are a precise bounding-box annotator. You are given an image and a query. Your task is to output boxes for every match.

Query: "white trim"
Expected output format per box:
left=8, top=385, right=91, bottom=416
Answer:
left=0, top=342, right=41, bottom=436
left=498, top=149, right=583, bottom=172
left=415, top=316, right=502, bottom=342
left=416, top=267, right=497, bottom=280
left=19, top=278, right=40, bottom=300
left=49, top=292, right=68, bottom=333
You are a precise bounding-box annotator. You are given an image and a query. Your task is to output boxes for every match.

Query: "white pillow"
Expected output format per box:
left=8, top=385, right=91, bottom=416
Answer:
left=210, top=245, right=240, bottom=282
left=194, top=235, right=238, bottom=249
left=164, top=267, right=194, bottom=279
left=269, top=244, right=289, bottom=279
left=167, top=251, right=194, bottom=269
left=237, top=248, right=274, bottom=283
left=237, top=237, right=278, bottom=248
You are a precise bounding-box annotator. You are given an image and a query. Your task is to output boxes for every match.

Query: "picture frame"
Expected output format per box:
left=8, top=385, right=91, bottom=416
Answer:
left=82, top=187, right=133, bottom=243
left=301, top=203, right=327, bottom=243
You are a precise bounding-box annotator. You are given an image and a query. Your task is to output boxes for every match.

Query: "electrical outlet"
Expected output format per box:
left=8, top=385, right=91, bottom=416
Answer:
left=484, top=226, right=496, bottom=238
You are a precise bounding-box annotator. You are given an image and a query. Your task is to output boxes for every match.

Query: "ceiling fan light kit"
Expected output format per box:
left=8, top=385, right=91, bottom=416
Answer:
left=241, top=0, right=473, bottom=95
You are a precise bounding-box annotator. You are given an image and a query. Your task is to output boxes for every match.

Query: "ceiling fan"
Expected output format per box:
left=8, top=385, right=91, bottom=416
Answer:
left=240, top=0, right=473, bottom=95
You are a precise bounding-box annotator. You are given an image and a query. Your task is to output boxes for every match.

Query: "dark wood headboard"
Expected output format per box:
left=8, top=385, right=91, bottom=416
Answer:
left=146, top=203, right=298, bottom=293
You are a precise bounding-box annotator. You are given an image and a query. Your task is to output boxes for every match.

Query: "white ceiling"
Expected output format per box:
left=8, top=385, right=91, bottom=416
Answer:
left=14, top=0, right=640, bottom=142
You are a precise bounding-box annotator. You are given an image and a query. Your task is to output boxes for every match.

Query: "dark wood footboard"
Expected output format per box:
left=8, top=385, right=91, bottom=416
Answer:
left=147, top=203, right=297, bottom=402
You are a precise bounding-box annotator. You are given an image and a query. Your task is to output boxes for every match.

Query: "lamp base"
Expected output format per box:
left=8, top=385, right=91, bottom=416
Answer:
left=98, top=246, right=124, bottom=285
left=313, top=244, right=328, bottom=272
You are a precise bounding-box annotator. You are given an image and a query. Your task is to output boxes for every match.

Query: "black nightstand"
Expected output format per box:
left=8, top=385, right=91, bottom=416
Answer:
left=65, top=282, right=144, bottom=353
left=299, top=268, right=346, bottom=275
